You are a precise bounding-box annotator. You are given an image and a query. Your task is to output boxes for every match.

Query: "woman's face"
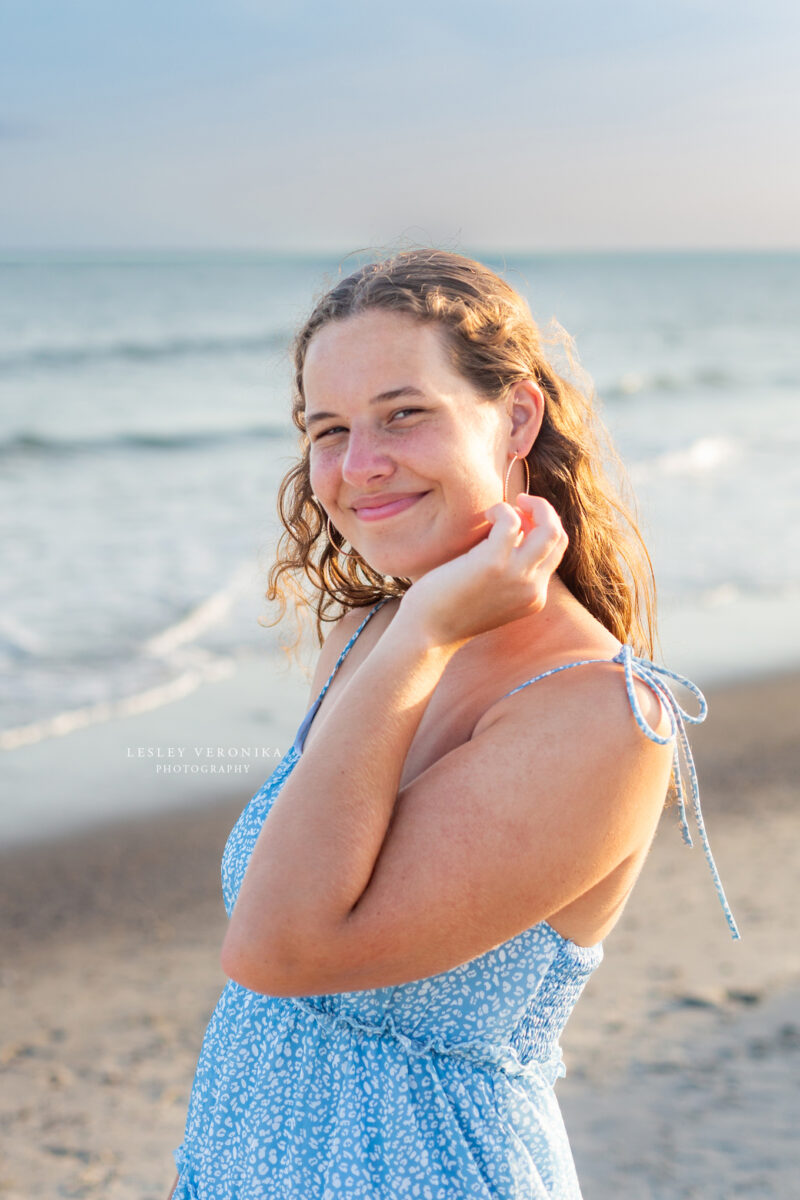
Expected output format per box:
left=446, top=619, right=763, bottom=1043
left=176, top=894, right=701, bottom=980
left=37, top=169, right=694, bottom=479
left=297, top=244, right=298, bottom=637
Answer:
left=304, top=309, right=537, bottom=582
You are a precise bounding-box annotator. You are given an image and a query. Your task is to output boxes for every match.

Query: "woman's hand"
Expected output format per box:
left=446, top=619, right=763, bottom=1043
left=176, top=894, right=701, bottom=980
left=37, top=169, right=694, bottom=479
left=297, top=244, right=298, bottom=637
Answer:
left=397, top=495, right=568, bottom=649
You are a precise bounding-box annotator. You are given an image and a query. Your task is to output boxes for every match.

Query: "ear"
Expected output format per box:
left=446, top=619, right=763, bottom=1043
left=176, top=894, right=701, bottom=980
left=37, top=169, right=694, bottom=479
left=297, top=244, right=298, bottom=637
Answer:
left=507, top=380, right=545, bottom=452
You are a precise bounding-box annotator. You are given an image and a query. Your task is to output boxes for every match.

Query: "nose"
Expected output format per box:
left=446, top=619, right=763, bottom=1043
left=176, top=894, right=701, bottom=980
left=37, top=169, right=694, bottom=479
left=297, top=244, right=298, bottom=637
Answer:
left=340, top=426, right=394, bottom=486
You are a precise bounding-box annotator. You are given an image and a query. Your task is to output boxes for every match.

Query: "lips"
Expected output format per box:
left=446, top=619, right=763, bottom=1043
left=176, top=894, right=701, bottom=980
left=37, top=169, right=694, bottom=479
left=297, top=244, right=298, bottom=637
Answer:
left=351, top=492, right=428, bottom=521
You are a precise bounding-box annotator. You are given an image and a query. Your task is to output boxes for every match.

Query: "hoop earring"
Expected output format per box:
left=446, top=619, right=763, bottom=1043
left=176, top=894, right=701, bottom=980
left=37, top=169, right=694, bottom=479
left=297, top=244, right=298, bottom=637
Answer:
left=326, top=514, right=361, bottom=559
left=503, top=454, right=531, bottom=503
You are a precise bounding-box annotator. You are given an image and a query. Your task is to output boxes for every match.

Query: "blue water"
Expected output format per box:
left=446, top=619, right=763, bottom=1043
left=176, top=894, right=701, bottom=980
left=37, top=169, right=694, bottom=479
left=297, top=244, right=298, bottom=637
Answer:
left=2, top=250, right=799, bottom=746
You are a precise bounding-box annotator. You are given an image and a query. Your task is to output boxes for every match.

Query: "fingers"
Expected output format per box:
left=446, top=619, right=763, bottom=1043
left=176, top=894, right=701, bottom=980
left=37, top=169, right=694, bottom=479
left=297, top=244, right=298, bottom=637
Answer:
left=534, top=525, right=569, bottom=578
left=485, top=497, right=567, bottom=568
left=511, top=497, right=565, bottom=559
left=484, top=501, right=523, bottom=548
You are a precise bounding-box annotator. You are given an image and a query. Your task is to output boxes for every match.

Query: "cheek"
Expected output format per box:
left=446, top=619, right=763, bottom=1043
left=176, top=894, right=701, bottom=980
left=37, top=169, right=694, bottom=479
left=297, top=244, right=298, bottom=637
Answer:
left=448, top=437, right=503, bottom=495
left=308, top=449, right=337, bottom=493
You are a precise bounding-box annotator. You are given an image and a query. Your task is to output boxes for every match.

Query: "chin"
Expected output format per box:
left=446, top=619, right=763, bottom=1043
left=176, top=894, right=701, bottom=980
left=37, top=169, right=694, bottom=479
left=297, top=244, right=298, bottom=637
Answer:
left=360, top=546, right=444, bottom=582
left=360, top=554, right=419, bottom=580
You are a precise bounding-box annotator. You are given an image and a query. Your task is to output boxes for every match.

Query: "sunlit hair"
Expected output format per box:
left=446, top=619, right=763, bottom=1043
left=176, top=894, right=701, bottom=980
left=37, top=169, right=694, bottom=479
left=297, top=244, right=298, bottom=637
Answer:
left=262, top=247, right=658, bottom=664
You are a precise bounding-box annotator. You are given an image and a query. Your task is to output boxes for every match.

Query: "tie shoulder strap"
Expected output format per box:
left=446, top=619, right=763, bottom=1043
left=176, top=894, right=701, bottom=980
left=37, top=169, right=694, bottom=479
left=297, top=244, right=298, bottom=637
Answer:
left=613, top=645, right=741, bottom=941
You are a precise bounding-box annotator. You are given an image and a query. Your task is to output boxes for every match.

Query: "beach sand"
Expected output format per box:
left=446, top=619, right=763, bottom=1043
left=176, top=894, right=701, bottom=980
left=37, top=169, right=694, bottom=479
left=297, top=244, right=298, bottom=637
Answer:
left=1, top=666, right=798, bottom=1199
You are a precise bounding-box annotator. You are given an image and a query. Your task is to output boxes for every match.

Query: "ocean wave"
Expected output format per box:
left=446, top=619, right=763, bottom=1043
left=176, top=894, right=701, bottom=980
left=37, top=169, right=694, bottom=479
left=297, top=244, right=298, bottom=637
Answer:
left=0, top=564, right=258, bottom=748
left=629, top=436, right=740, bottom=481
left=0, top=328, right=289, bottom=373
left=142, top=562, right=256, bottom=659
left=0, top=422, right=287, bottom=458
left=599, top=366, right=793, bottom=400
left=700, top=583, right=741, bottom=608
left=0, top=652, right=237, bottom=751
left=0, top=612, right=47, bottom=658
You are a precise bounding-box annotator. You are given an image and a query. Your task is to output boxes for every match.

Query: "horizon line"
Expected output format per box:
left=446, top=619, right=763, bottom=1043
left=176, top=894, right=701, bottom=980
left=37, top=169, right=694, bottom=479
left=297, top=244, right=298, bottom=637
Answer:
left=1, top=244, right=798, bottom=261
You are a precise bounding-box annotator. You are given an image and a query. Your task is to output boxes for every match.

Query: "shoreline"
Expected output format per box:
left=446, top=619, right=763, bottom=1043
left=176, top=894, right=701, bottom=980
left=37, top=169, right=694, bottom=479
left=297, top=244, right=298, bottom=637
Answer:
left=1, top=664, right=798, bottom=1198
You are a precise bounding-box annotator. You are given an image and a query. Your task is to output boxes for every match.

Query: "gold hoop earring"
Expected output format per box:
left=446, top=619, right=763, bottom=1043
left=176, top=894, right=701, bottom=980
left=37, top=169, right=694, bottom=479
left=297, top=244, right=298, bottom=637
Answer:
left=326, top=514, right=360, bottom=559
left=503, top=454, right=531, bottom=503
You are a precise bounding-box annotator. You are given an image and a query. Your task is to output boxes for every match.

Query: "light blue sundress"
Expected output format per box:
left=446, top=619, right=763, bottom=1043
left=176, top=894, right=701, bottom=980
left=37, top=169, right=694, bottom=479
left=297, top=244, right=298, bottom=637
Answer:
left=172, top=598, right=739, bottom=1199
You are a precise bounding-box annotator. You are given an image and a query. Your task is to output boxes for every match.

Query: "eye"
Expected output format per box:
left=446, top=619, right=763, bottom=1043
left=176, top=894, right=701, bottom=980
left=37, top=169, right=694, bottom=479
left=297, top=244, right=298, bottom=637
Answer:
left=313, top=408, right=423, bottom=441
left=390, top=406, right=423, bottom=422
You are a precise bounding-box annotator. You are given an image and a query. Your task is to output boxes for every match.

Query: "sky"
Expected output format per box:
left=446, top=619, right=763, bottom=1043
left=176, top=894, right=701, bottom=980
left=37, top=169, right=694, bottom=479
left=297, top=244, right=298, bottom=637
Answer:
left=1, top=0, right=798, bottom=251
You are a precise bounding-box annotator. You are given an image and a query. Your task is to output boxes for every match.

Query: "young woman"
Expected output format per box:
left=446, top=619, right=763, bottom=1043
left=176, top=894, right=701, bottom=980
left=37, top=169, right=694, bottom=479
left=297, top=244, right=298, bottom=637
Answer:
left=168, top=249, right=739, bottom=1199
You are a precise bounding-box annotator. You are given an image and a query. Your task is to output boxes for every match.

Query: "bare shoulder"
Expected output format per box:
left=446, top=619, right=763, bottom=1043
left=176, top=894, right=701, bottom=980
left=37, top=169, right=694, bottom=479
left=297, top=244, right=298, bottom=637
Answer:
left=477, top=651, right=677, bottom=829
left=475, top=640, right=675, bottom=746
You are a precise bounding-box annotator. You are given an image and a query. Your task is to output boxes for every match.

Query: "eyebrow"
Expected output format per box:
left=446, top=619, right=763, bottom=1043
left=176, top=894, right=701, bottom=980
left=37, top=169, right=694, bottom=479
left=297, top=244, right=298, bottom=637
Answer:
left=305, top=386, right=427, bottom=428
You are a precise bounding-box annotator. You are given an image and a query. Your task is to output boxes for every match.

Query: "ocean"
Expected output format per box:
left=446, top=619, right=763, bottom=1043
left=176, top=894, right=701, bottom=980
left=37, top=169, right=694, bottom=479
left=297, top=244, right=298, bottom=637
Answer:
left=2, top=249, right=798, bottom=752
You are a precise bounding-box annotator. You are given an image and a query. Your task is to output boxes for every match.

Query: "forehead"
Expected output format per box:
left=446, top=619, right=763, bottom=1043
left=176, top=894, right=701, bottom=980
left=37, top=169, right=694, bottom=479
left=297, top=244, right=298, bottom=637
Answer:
left=302, top=310, right=457, bottom=401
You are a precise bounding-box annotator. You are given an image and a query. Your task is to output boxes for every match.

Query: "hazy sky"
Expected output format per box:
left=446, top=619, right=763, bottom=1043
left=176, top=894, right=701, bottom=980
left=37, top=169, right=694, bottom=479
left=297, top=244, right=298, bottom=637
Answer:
left=2, top=0, right=798, bottom=250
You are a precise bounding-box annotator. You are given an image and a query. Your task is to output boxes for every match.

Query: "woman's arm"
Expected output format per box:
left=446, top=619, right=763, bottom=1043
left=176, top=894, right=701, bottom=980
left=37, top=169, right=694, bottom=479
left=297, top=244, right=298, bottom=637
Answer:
left=221, top=607, right=463, bottom=985
left=166, top=1171, right=178, bottom=1199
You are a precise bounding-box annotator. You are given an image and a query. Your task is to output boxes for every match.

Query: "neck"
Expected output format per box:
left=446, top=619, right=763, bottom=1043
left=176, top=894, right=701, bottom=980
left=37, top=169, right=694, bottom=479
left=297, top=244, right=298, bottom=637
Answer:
left=467, top=574, right=600, bottom=659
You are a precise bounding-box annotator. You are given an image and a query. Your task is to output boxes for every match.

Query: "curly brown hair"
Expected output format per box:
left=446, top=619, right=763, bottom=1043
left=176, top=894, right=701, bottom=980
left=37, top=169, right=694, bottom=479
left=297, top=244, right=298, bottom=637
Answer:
left=261, top=247, right=658, bottom=664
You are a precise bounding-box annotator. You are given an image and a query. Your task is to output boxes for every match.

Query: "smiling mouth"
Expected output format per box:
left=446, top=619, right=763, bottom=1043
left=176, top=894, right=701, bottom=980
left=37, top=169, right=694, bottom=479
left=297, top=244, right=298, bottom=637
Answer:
left=352, top=493, right=429, bottom=521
